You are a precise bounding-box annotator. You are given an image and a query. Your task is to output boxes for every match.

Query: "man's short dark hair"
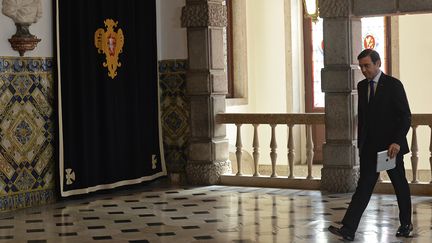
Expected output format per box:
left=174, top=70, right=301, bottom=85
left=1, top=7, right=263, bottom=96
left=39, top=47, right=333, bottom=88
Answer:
left=357, top=49, right=381, bottom=64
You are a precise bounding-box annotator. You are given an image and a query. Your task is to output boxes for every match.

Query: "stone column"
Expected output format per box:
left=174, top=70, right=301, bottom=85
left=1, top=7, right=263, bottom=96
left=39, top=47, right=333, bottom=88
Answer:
left=319, top=0, right=363, bottom=192
left=181, top=0, right=230, bottom=184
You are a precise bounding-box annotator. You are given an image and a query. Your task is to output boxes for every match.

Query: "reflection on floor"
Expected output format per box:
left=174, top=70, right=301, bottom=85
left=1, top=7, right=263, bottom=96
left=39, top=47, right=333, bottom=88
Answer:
left=0, top=179, right=431, bottom=242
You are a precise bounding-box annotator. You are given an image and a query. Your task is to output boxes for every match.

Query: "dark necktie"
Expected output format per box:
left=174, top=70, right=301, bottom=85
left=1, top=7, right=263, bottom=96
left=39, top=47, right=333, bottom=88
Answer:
left=369, top=80, right=375, bottom=101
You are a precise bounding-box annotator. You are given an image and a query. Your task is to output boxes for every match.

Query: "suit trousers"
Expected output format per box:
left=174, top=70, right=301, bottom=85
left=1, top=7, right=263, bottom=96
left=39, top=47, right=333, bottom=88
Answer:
left=341, top=153, right=412, bottom=233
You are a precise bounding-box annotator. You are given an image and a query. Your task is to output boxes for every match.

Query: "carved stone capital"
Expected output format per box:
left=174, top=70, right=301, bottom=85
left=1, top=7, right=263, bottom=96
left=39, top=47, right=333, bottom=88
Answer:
left=181, top=2, right=227, bottom=28
left=186, top=160, right=231, bottom=185
left=321, top=167, right=359, bottom=193
left=320, top=0, right=352, bottom=18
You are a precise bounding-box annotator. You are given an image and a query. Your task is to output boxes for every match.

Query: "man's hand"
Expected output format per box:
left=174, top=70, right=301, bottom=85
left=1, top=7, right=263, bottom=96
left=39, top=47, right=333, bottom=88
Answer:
left=388, top=143, right=400, bottom=159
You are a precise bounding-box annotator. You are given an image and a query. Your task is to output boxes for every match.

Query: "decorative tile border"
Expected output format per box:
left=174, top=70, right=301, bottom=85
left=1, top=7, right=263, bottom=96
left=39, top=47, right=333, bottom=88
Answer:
left=159, top=60, right=189, bottom=175
left=0, top=56, right=56, bottom=211
left=0, top=189, right=55, bottom=211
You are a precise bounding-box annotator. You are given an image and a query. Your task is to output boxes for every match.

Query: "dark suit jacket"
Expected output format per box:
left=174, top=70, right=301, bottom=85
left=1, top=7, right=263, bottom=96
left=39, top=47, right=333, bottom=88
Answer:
left=357, top=73, right=411, bottom=157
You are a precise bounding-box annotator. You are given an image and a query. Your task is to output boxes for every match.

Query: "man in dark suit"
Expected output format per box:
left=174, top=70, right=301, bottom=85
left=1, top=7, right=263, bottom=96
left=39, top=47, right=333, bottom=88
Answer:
left=328, top=49, right=413, bottom=241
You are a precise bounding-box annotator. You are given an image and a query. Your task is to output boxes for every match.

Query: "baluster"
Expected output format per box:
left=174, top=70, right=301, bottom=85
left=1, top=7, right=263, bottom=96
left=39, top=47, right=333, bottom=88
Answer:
left=270, top=124, right=278, bottom=177
left=410, top=125, right=419, bottom=183
left=429, top=125, right=432, bottom=184
left=252, top=124, right=260, bottom=177
left=235, top=123, right=243, bottom=176
left=287, top=124, right=295, bottom=179
left=305, top=125, right=314, bottom=179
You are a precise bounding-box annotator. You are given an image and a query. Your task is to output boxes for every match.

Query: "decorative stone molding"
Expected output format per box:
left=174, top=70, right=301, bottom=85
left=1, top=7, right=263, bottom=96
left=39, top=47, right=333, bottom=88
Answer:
left=320, top=0, right=351, bottom=18
left=399, top=0, right=432, bottom=13
left=352, top=0, right=397, bottom=17
left=186, top=161, right=231, bottom=185
left=321, top=167, right=359, bottom=193
left=181, top=2, right=227, bottom=28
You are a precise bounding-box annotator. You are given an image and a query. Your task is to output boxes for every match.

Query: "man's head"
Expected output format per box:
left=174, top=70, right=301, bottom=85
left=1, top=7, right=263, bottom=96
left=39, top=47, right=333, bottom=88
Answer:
left=357, top=49, right=381, bottom=80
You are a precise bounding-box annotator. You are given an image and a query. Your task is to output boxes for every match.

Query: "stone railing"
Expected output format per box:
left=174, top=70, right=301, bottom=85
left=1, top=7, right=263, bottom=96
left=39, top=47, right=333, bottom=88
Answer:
left=216, top=113, right=324, bottom=190
left=408, top=114, right=432, bottom=183
left=217, top=113, right=432, bottom=194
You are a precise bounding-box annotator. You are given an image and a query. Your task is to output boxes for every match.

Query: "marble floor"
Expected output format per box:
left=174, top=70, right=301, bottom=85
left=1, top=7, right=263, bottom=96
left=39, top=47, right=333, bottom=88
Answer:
left=0, top=179, right=431, bottom=243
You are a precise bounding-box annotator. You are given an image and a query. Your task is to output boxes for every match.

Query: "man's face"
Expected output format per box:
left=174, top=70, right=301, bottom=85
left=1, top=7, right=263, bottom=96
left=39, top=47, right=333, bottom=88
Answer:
left=358, top=55, right=381, bottom=80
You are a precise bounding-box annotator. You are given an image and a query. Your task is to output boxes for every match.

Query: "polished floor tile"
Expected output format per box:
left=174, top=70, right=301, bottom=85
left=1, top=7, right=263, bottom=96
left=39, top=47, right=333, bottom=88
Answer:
left=0, top=180, right=431, bottom=242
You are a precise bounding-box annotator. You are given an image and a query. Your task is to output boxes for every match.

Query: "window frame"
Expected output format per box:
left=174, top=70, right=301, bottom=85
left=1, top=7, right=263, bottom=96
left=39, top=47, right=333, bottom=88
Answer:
left=303, top=17, right=323, bottom=112
left=226, top=0, right=234, bottom=98
left=224, top=0, right=248, bottom=106
left=303, top=16, right=392, bottom=112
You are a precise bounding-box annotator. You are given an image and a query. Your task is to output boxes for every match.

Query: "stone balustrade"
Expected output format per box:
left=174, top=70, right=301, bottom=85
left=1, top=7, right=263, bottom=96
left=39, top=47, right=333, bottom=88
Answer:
left=409, top=114, right=432, bottom=184
left=216, top=113, right=324, bottom=190
left=217, top=113, right=432, bottom=195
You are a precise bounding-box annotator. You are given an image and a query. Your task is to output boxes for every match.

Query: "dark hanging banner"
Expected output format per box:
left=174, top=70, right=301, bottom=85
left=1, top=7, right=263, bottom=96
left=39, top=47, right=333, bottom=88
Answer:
left=55, top=0, right=165, bottom=197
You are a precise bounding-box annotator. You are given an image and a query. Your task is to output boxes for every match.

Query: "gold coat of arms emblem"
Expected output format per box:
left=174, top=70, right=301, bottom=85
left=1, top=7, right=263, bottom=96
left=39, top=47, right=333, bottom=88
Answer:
left=94, top=19, right=124, bottom=79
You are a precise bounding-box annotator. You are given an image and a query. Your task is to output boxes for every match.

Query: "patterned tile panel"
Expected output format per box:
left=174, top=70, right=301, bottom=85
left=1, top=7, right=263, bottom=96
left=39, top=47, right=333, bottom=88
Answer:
left=0, top=57, right=56, bottom=211
left=159, top=60, right=189, bottom=175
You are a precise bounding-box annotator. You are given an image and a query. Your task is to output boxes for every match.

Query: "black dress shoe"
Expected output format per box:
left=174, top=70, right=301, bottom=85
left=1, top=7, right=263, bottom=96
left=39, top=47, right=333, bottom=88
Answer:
left=328, top=225, right=355, bottom=241
left=396, top=224, right=413, bottom=237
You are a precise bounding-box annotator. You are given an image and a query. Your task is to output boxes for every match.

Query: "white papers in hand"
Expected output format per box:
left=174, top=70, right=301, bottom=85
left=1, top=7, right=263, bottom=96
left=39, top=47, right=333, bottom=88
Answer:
left=376, top=150, right=396, bottom=172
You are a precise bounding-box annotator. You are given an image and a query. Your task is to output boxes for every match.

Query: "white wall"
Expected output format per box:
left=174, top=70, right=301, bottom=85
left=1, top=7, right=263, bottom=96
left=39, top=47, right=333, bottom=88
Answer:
left=226, top=0, right=305, bottom=167
left=0, top=0, right=53, bottom=57
left=399, top=13, right=432, bottom=170
left=156, top=0, right=187, bottom=60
